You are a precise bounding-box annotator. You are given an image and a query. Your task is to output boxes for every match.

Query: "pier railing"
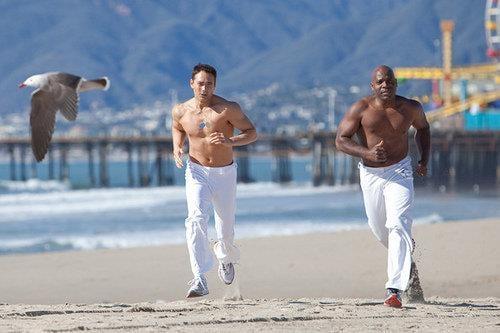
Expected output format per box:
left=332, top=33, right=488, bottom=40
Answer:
left=0, top=131, right=498, bottom=189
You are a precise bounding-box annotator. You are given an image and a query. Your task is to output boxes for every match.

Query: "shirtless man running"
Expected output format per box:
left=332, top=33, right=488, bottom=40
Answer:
left=172, top=64, right=257, bottom=298
left=335, top=65, right=430, bottom=308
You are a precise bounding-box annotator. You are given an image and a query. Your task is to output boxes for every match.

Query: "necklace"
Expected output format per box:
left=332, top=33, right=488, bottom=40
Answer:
left=193, top=104, right=210, bottom=129
left=199, top=116, right=210, bottom=129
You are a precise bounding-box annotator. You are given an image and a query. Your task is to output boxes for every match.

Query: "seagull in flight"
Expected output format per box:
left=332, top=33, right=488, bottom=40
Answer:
left=19, top=72, right=110, bottom=162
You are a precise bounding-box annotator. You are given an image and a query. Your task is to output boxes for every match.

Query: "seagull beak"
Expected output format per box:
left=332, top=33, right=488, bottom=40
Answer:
left=18, top=83, right=27, bottom=88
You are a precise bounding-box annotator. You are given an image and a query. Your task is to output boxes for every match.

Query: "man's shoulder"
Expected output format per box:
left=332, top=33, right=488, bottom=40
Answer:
left=212, top=95, right=241, bottom=111
left=172, top=100, right=192, bottom=119
left=396, top=95, right=422, bottom=109
left=177, top=98, right=195, bottom=108
left=350, top=96, right=372, bottom=113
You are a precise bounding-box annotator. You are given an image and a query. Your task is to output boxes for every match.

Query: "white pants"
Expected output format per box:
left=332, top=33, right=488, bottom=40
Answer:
left=359, top=156, right=414, bottom=291
left=184, top=160, right=240, bottom=277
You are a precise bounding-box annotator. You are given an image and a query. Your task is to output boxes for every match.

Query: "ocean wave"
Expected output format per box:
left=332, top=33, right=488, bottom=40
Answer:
left=0, top=179, right=70, bottom=194
left=0, top=213, right=454, bottom=255
left=0, top=220, right=366, bottom=255
left=0, top=183, right=358, bottom=222
left=0, top=230, right=186, bottom=254
left=0, top=186, right=186, bottom=221
left=235, top=182, right=359, bottom=198
left=0, top=219, right=372, bottom=255
left=414, top=213, right=444, bottom=224
left=0, top=240, right=76, bottom=254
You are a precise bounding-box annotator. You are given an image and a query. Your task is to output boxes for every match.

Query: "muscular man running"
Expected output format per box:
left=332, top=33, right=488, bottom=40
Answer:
left=172, top=64, right=257, bottom=298
left=336, top=65, right=430, bottom=308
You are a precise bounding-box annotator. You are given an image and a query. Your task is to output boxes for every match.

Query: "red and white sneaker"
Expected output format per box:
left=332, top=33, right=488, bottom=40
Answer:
left=384, top=289, right=402, bottom=308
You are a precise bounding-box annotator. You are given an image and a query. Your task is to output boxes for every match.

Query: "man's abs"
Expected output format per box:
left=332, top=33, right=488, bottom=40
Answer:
left=188, top=141, right=233, bottom=167
left=362, top=136, right=409, bottom=168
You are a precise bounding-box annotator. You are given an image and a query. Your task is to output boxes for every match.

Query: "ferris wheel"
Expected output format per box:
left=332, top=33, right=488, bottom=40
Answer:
left=486, top=0, right=500, bottom=58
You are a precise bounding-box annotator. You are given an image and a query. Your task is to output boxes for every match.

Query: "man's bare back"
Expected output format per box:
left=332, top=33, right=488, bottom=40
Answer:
left=172, top=68, right=256, bottom=168
left=336, top=65, right=430, bottom=173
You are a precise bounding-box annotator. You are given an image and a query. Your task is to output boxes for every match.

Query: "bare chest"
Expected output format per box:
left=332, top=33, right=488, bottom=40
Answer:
left=181, top=108, right=230, bottom=137
left=361, top=107, right=412, bottom=135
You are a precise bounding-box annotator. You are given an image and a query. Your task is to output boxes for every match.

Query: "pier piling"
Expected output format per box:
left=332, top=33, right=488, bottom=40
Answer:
left=99, top=141, right=109, bottom=187
left=272, top=137, right=292, bottom=183
left=87, top=142, right=96, bottom=187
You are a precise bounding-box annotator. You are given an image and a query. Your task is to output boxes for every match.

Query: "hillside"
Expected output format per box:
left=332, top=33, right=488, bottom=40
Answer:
left=1, top=0, right=489, bottom=114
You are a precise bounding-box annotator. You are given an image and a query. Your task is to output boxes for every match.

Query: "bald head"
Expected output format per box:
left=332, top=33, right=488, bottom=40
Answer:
left=370, top=65, right=397, bottom=101
left=371, top=65, right=395, bottom=81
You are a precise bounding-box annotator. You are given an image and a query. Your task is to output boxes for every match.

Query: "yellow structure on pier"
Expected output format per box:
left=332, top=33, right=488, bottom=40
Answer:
left=395, top=18, right=500, bottom=125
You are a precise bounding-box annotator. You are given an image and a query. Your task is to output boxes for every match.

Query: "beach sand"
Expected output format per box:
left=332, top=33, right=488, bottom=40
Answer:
left=0, top=218, right=498, bottom=331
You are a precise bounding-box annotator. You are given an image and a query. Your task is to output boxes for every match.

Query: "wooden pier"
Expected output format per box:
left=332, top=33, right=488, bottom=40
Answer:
left=0, top=131, right=498, bottom=189
left=0, top=136, right=175, bottom=187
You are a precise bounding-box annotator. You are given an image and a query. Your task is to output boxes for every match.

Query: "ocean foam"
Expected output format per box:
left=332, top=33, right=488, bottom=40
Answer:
left=0, top=182, right=497, bottom=256
left=0, top=179, right=70, bottom=193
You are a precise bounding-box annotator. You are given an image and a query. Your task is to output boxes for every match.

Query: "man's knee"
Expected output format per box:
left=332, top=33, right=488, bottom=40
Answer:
left=386, top=218, right=413, bottom=250
left=385, top=213, right=412, bottom=231
left=368, top=218, right=388, bottom=246
left=185, top=212, right=209, bottom=230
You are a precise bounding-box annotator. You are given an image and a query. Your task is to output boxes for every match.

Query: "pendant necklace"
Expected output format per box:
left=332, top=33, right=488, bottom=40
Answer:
left=194, top=105, right=210, bottom=129
left=199, top=112, right=210, bottom=129
left=194, top=107, right=205, bottom=129
left=199, top=117, right=210, bottom=129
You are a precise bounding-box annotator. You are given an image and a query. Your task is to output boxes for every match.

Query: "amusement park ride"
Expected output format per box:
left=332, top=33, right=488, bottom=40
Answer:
left=395, top=0, right=500, bottom=126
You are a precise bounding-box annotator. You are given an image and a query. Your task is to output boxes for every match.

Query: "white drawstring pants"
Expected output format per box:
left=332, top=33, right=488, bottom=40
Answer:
left=359, top=156, right=414, bottom=291
left=184, top=160, right=240, bottom=278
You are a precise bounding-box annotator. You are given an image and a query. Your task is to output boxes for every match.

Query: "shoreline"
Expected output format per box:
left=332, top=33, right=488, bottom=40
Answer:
left=0, top=217, right=498, bottom=304
left=0, top=212, right=490, bottom=256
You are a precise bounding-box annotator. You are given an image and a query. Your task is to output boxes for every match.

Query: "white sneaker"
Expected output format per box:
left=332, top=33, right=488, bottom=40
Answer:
left=186, top=276, right=209, bottom=298
left=218, top=263, right=235, bottom=285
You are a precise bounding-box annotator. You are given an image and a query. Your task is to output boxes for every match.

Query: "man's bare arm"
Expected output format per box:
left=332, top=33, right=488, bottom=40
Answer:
left=335, top=100, right=386, bottom=162
left=411, top=100, right=430, bottom=176
left=209, top=102, right=257, bottom=147
left=171, top=104, right=186, bottom=168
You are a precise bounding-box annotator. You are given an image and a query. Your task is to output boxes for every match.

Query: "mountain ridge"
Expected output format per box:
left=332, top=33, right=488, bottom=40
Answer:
left=2, top=0, right=489, bottom=113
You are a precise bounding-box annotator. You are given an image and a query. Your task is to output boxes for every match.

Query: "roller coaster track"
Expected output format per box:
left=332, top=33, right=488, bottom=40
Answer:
left=426, top=90, right=500, bottom=122
left=395, top=63, right=500, bottom=81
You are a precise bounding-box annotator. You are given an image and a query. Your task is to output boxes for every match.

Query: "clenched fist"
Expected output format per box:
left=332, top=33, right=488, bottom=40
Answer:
left=365, top=140, right=388, bottom=163
left=209, top=132, right=233, bottom=147
left=173, top=148, right=184, bottom=168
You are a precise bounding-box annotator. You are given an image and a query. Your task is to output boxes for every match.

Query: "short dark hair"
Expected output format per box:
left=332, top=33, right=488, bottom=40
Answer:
left=191, top=63, right=217, bottom=82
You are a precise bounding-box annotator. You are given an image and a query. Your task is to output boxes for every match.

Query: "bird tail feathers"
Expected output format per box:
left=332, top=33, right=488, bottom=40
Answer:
left=79, top=77, right=110, bottom=92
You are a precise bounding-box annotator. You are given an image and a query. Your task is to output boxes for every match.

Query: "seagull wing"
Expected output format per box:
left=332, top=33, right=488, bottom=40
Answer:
left=30, top=89, right=57, bottom=162
left=52, top=72, right=82, bottom=89
left=54, top=84, right=79, bottom=121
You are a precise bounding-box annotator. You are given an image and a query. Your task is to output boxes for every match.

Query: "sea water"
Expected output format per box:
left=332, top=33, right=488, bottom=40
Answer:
left=0, top=157, right=498, bottom=255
